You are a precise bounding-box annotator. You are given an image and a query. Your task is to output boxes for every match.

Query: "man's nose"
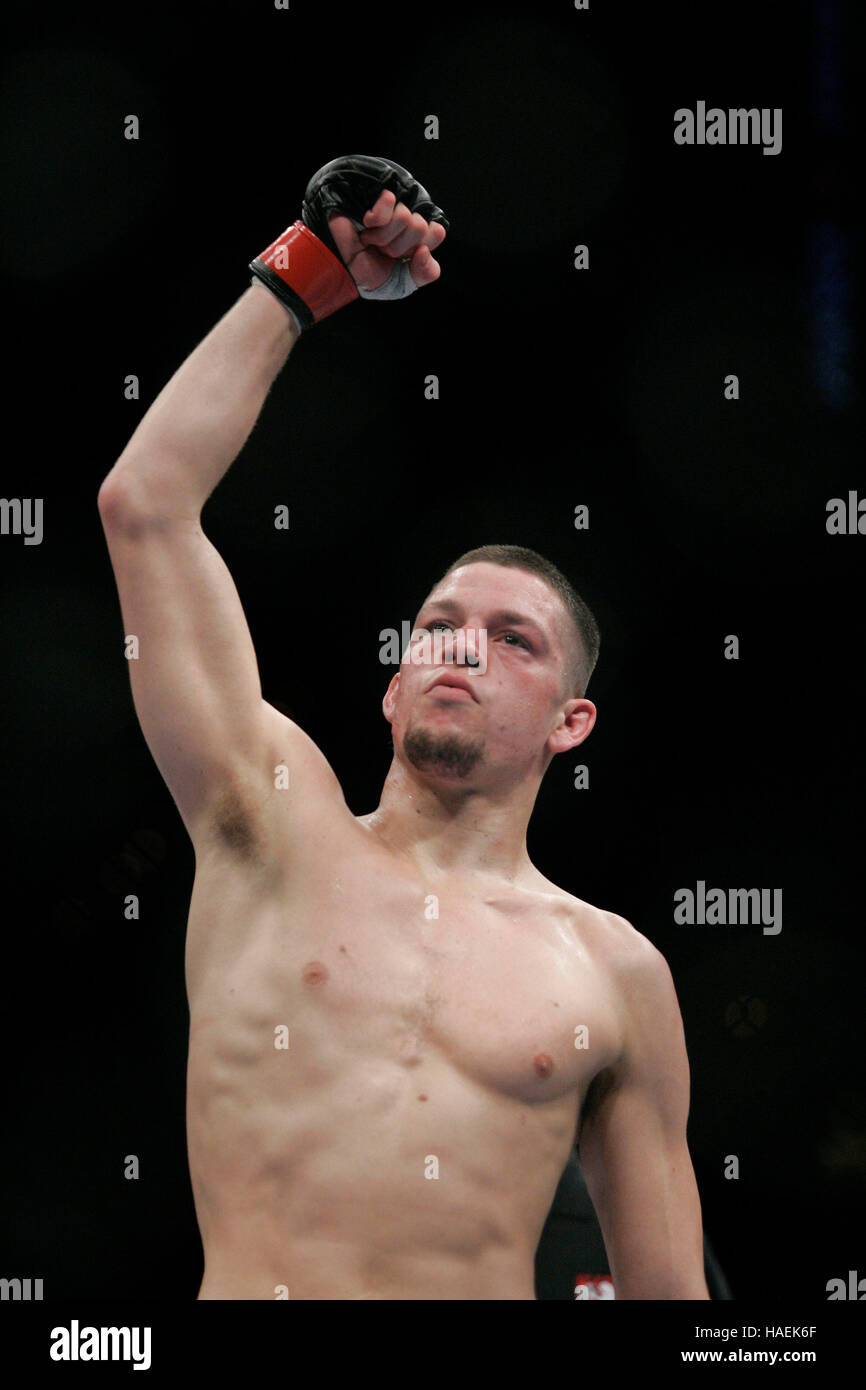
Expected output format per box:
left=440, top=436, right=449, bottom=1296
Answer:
left=442, top=626, right=481, bottom=666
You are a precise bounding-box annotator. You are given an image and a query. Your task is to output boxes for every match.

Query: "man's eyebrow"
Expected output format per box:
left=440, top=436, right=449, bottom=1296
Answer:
left=418, top=600, right=549, bottom=640
left=490, top=610, right=547, bottom=637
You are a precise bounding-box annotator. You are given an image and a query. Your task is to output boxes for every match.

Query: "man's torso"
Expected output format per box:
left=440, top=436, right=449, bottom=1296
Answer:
left=184, top=710, right=631, bottom=1299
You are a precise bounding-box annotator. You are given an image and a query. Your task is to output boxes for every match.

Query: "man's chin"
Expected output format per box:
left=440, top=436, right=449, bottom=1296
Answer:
left=402, top=726, right=484, bottom=780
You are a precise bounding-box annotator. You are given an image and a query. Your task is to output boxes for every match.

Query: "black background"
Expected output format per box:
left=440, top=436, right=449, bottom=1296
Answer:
left=0, top=0, right=863, bottom=1301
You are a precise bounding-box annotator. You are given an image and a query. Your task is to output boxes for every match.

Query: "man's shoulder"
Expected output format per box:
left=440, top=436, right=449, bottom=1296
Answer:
left=534, top=878, right=669, bottom=977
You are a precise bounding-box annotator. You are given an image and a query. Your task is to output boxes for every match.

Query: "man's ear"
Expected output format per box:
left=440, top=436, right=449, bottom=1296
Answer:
left=547, top=698, right=597, bottom=755
left=382, top=671, right=401, bottom=724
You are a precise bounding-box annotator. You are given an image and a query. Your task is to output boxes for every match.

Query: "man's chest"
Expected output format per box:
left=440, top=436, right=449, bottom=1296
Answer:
left=188, top=853, right=623, bottom=1108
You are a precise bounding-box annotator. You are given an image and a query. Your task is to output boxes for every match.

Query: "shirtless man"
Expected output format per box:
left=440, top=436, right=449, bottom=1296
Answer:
left=97, top=157, right=709, bottom=1300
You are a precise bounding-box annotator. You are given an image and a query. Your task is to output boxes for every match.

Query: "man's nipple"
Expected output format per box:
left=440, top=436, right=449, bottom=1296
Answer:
left=533, top=1052, right=555, bottom=1079
left=302, top=961, right=329, bottom=986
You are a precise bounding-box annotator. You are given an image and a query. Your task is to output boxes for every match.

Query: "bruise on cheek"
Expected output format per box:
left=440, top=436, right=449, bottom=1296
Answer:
left=302, top=961, right=329, bottom=986
left=533, top=1052, right=555, bottom=1079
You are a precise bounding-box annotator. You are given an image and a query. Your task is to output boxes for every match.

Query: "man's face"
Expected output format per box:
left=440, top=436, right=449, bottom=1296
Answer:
left=382, top=562, right=593, bottom=787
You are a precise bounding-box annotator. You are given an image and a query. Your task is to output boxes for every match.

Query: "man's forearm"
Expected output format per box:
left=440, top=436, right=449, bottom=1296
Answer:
left=103, top=283, right=299, bottom=517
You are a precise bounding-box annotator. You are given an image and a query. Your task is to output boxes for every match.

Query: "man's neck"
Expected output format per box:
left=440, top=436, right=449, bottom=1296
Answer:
left=358, top=755, right=540, bottom=883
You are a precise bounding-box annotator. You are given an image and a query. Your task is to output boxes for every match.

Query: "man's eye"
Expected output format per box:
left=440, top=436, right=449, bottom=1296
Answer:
left=503, top=632, right=529, bottom=648
left=428, top=620, right=453, bottom=632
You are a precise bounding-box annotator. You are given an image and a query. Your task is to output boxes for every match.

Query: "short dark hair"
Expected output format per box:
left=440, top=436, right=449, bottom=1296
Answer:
left=433, top=544, right=600, bottom=697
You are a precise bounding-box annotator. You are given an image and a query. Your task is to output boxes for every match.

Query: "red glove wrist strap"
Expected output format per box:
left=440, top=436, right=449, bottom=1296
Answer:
left=253, top=220, right=358, bottom=327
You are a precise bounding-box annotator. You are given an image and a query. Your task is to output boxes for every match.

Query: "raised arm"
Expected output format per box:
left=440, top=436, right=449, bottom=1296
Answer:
left=577, top=926, right=710, bottom=1300
left=97, top=284, right=312, bottom=850
left=97, top=156, right=448, bottom=855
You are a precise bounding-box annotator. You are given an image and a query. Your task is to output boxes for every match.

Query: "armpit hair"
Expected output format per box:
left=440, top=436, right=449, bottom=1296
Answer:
left=211, top=786, right=266, bottom=863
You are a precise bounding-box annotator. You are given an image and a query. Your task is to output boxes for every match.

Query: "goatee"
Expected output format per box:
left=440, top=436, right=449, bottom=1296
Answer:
left=403, top=726, right=484, bottom=779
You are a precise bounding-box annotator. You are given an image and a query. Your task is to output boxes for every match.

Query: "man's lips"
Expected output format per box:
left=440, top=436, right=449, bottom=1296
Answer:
left=427, top=673, right=479, bottom=701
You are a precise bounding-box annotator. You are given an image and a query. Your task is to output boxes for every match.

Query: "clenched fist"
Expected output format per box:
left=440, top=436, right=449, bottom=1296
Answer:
left=249, top=155, right=448, bottom=333
left=329, top=188, right=447, bottom=293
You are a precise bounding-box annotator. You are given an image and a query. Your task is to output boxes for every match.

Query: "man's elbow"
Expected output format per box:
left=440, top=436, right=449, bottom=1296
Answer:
left=671, top=1278, right=711, bottom=1300
left=654, top=1254, right=712, bottom=1300
left=618, top=1280, right=710, bottom=1300
left=97, top=467, right=141, bottom=527
left=614, top=1262, right=711, bottom=1300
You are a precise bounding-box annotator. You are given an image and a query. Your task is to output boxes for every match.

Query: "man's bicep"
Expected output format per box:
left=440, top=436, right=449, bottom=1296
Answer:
left=578, top=1074, right=705, bottom=1298
left=99, top=488, right=268, bottom=837
left=577, top=939, right=708, bottom=1299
